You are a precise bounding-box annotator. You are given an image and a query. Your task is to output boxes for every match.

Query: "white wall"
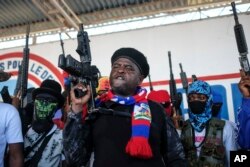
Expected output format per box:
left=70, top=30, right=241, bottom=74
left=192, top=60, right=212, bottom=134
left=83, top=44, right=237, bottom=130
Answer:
left=1, top=14, right=249, bottom=82
left=89, top=14, right=249, bottom=82
left=1, top=14, right=249, bottom=122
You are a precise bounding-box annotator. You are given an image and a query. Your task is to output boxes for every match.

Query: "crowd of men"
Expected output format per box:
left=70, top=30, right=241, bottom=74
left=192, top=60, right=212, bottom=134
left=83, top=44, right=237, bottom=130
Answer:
left=0, top=47, right=250, bottom=167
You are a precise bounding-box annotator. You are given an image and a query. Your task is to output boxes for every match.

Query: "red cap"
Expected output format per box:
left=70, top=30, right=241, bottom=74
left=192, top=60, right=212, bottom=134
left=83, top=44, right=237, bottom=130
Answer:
left=147, top=90, right=172, bottom=117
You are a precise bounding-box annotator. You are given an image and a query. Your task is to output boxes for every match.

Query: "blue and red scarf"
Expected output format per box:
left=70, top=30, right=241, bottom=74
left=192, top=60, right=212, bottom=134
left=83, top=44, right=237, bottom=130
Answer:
left=96, top=87, right=153, bottom=159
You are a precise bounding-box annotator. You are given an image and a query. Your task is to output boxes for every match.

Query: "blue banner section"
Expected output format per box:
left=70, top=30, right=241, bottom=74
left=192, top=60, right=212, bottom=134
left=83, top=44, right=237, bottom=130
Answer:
left=211, top=85, right=229, bottom=120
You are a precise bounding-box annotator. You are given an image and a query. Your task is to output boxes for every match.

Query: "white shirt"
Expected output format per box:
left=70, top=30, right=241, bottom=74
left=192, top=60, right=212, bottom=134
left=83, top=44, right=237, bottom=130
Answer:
left=0, top=103, right=23, bottom=167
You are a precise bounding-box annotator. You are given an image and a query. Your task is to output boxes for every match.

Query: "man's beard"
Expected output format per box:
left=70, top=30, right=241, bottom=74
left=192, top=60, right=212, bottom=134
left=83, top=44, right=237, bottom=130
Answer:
left=31, top=119, right=53, bottom=133
left=112, top=86, right=128, bottom=96
left=111, top=82, right=135, bottom=97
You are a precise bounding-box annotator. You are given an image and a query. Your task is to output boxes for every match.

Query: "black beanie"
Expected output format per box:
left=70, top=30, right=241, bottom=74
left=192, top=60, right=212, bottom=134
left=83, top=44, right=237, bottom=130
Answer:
left=111, top=47, right=150, bottom=78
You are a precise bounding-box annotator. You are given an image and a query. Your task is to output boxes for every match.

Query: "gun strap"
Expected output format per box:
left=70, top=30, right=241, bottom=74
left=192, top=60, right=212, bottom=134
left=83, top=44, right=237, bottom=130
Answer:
left=24, top=128, right=50, bottom=157
left=28, top=130, right=56, bottom=167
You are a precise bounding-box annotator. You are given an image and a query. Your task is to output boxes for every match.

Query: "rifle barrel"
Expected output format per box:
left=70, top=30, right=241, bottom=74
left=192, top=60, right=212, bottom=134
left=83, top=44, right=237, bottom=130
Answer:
left=148, top=74, right=153, bottom=91
left=20, top=24, right=30, bottom=108
left=231, top=2, right=239, bottom=25
left=168, top=51, right=173, bottom=74
left=59, top=33, right=65, bottom=55
left=231, top=1, right=249, bottom=75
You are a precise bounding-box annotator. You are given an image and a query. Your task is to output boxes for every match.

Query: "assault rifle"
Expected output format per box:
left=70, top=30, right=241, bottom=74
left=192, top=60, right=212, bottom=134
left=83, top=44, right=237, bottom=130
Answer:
left=231, top=2, right=250, bottom=75
left=168, top=51, right=183, bottom=129
left=20, top=24, right=30, bottom=108
left=179, top=63, right=188, bottom=94
left=58, top=24, right=100, bottom=110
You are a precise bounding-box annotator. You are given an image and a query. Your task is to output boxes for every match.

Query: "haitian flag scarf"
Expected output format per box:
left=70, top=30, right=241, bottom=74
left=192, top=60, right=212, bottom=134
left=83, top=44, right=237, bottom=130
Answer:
left=96, top=87, right=153, bottom=159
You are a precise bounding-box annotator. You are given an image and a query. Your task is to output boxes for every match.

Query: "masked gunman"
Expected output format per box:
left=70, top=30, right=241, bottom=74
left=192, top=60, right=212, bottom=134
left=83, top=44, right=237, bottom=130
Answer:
left=181, top=80, right=238, bottom=167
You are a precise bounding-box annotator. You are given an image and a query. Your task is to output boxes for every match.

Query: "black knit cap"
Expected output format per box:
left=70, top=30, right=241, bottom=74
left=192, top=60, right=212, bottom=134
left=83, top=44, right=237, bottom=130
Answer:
left=32, top=79, right=64, bottom=108
left=111, top=47, right=150, bottom=78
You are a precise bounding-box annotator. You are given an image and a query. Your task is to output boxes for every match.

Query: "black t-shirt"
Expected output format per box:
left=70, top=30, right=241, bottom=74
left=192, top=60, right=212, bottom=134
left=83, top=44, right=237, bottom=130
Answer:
left=91, top=101, right=166, bottom=167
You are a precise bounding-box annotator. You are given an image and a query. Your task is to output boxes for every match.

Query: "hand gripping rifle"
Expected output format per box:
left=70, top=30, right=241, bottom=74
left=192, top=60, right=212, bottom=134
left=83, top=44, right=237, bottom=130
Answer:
left=231, top=2, right=250, bottom=75
left=58, top=24, right=100, bottom=110
left=168, top=51, right=183, bottom=129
